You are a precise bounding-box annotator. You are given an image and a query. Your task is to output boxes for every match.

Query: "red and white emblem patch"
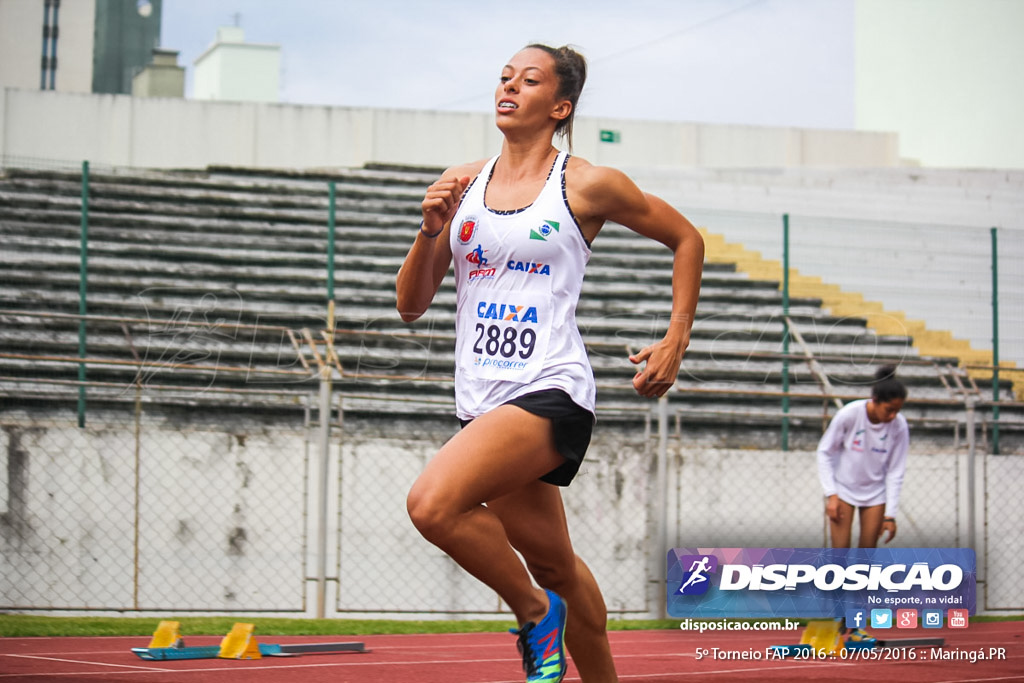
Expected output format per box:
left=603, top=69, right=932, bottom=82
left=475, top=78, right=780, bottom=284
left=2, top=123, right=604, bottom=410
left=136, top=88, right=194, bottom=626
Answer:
left=458, top=217, right=477, bottom=244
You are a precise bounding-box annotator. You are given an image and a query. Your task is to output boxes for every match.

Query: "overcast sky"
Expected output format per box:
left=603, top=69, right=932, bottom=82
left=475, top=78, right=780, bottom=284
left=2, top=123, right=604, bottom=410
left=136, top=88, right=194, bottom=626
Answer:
left=161, top=0, right=855, bottom=130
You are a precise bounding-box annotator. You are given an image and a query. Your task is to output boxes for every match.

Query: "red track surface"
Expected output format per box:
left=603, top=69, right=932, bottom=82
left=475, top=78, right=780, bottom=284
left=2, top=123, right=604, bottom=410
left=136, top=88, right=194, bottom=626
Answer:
left=1, top=621, right=1022, bottom=682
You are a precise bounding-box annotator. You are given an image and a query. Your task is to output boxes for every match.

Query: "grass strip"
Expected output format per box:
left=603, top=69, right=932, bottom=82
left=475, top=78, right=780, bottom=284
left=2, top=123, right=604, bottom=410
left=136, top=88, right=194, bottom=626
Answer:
left=2, top=614, right=1018, bottom=638
left=0, top=615, right=681, bottom=638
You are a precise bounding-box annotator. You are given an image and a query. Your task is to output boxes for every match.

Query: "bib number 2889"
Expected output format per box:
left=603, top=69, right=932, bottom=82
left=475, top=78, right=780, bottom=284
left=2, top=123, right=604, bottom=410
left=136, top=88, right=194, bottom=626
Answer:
left=473, top=324, right=536, bottom=359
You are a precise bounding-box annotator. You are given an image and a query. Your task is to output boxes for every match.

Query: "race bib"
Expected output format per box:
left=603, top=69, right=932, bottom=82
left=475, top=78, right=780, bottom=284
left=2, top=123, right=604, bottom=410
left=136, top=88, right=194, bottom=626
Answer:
left=458, top=289, right=552, bottom=384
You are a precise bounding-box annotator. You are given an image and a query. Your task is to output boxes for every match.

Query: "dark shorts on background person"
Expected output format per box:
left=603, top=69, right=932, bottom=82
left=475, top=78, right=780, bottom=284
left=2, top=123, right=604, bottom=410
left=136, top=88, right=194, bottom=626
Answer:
left=458, top=388, right=595, bottom=486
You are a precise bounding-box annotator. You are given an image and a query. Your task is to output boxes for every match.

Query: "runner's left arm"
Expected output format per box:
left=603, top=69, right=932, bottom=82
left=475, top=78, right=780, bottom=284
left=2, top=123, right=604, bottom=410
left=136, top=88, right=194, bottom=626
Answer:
left=576, top=166, right=704, bottom=398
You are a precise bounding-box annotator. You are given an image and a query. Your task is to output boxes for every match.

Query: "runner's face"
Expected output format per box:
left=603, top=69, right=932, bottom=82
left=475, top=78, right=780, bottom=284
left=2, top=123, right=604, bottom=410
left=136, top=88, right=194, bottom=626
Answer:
left=495, top=49, right=567, bottom=133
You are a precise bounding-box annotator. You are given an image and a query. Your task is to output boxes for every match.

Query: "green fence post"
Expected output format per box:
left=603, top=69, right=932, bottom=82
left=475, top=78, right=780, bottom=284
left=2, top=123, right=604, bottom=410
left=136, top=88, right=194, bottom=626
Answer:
left=991, top=227, right=1000, bottom=455
left=327, top=181, right=337, bottom=306
left=781, top=213, right=790, bottom=451
left=317, top=180, right=339, bottom=619
left=77, top=160, right=89, bottom=428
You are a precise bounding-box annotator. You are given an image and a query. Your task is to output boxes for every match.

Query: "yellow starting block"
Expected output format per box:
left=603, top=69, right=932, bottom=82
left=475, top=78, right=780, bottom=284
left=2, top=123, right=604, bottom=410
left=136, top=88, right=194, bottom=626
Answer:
left=800, top=619, right=844, bottom=656
left=770, top=619, right=846, bottom=658
left=147, top=620, right=184, bottom=649
left=132, top=621, right=367, bottom=661
left=218, top=622, right=262, bottom=659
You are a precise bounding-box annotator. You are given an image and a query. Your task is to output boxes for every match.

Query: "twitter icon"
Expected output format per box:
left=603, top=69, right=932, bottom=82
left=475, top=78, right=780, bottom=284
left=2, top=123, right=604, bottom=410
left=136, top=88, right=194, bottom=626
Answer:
left=870, top=609, right=893, bottom=629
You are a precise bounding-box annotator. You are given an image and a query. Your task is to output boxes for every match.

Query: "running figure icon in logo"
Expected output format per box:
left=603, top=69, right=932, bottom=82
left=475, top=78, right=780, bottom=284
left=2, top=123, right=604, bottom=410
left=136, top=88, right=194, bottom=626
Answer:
left=677, top=555, right=717, bottom=595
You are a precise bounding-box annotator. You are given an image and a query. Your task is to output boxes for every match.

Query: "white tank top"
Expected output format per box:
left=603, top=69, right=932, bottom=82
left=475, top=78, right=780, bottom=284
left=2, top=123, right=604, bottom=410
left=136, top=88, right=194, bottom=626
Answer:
left=450, top=152, right=596, bottom=420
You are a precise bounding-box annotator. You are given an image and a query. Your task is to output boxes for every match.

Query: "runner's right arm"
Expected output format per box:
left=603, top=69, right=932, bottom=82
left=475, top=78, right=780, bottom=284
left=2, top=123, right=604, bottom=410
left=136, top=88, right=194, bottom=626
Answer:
left=396, top=171, right=471, bottom=322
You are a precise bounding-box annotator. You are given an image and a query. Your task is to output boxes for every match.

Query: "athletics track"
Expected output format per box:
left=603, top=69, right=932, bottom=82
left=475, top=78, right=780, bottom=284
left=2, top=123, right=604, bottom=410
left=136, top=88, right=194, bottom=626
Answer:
left=1, top=621, right=1021, bottom=682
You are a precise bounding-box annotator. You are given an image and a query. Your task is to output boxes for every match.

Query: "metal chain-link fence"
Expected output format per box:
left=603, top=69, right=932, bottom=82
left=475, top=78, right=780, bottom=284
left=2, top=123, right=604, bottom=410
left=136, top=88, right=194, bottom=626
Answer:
left=331, top=417, right=657, bottom=617
left=1, top=402, right=311, bottom=613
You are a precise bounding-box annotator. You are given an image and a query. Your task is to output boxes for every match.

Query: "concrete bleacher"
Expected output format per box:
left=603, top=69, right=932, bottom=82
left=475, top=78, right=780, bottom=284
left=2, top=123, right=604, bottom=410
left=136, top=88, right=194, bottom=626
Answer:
left=1, top=163, right=1020, bottom=451
left=630, top=166, right=1024, bottom=376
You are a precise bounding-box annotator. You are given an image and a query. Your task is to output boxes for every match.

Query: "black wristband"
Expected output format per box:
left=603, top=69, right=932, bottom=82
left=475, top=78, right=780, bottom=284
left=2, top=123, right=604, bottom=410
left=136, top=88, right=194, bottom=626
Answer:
left=884, top=517, right=896, bottom=522
left=419, top=221, right=442, bottom=239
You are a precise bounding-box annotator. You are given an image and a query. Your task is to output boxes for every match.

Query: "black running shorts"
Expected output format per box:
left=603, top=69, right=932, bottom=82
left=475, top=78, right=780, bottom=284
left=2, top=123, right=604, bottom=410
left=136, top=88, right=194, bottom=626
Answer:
left=459, top=388, right=595, bottom=486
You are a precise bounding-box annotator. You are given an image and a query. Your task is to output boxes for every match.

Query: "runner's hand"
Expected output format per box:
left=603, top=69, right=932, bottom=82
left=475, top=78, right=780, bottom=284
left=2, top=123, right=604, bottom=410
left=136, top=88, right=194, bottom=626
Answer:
left=422, top=175, right=471, bottom=236
left=878, top=518, right=897, bottom=544
left=825, top=495, right=841, bottom=522
left=629, top=338, right=684, bottom=398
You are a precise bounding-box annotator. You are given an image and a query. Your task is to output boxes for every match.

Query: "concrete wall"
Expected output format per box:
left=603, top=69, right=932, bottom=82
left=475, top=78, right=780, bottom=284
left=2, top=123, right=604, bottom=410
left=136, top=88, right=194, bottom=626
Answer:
left=0, top=87, right=900, bottom=171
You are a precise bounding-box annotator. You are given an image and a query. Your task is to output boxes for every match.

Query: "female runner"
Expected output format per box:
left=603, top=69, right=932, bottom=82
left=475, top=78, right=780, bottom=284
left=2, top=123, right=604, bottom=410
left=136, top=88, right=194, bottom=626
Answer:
left=817, top=365, right=910, bottom=549
left=396, top=43, right=704, bottom=682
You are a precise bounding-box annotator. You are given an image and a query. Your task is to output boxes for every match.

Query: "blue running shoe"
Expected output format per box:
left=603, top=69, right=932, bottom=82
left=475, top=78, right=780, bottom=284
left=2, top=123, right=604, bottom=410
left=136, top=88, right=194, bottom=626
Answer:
left=509, top=589, right=567, bottom=682
left=847, top=627, right=876, bottom=645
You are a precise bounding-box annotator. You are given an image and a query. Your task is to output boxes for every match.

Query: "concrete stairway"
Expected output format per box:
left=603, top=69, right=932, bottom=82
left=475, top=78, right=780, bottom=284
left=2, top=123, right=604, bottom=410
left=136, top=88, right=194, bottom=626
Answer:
left=1, top=164, right=1020, bottom=450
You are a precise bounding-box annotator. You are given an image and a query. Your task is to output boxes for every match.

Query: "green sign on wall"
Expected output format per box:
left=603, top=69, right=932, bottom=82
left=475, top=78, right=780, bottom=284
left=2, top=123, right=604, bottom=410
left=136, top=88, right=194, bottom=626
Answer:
left=599, top=129, right=621, bottom=143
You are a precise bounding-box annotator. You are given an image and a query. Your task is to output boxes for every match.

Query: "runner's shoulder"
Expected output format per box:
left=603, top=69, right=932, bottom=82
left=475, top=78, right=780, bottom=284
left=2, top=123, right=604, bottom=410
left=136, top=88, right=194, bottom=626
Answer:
left=440, top=158, right=489, bottom=184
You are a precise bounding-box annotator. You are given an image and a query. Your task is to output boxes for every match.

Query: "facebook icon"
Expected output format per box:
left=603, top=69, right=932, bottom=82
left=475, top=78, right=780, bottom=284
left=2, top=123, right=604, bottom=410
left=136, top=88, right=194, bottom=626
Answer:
left=845, top=609, right=867, bottom=630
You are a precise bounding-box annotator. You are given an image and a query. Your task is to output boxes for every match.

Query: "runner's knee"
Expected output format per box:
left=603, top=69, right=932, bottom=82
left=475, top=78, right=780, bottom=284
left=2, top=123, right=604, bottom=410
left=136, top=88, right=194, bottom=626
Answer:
left=525, top=554, right=577, bottom=594
left=407, top=484, right=457, bottom=543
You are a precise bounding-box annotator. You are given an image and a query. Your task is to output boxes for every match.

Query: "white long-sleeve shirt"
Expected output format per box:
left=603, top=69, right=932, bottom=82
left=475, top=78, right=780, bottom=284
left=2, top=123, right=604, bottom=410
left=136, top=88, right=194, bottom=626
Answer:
left=816, top=399, right=910, bottom=518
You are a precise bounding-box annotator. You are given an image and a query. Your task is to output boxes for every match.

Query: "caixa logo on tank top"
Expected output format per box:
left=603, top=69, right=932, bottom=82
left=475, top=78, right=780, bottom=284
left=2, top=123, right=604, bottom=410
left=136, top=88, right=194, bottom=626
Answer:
left=507, top=258, right=552, bottom=276
left=476, top=301, right=539, bottom=323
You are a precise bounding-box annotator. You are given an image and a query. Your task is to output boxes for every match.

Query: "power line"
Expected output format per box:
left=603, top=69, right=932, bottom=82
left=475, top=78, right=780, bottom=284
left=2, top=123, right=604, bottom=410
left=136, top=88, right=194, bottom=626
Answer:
left=592, top=0, right=765, bottom=65
left=429, top=0, right=766, bottom=111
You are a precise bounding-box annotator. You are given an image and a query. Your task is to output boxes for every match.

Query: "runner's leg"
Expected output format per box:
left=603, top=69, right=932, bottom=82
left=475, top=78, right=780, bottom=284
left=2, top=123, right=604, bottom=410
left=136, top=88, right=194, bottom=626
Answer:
left=828, top=497, right=856, bottom=548
left=490, top=482, right=618, bottom=683
left=406, top=405, right=563, bottom=626
left=857, top=503, right=886, bottom=548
